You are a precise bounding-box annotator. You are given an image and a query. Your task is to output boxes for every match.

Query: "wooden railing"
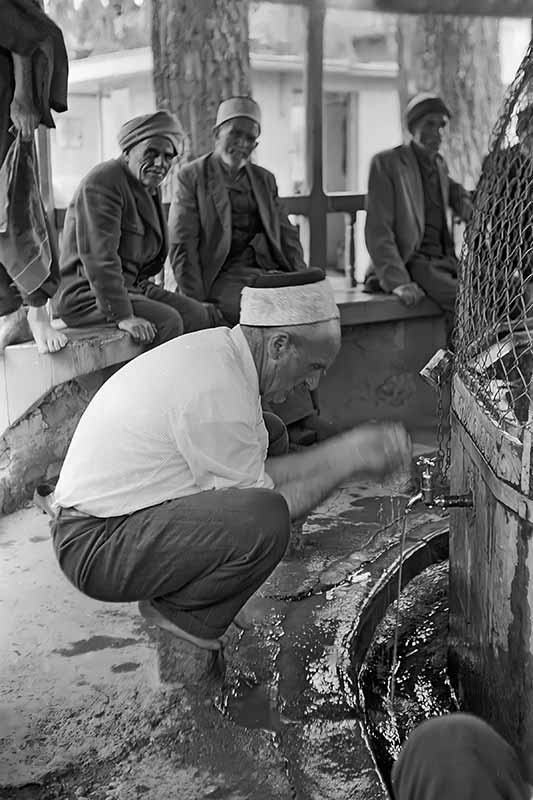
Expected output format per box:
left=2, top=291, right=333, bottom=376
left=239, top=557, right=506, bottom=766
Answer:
left=283, top=191, right=366, bottom=286
left=53, top=191, right=367, bottom=287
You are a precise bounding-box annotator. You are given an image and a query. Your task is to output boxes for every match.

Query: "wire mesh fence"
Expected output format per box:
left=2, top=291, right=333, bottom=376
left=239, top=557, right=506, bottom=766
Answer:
left=455, top=36, right=533, bottom=438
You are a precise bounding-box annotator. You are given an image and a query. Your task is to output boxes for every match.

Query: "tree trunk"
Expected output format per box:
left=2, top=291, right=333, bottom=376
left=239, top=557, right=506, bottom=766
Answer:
left=397, top=15, right=502, bottom=188
left=151, top=0, right=251, bottom=160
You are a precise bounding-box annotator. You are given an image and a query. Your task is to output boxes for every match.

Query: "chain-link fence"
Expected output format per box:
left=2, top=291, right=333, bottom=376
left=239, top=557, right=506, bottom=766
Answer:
left=455, top=37, right=533, bottom=439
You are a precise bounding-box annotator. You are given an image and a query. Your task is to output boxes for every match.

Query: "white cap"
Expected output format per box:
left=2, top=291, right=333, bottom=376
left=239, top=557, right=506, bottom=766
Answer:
left=240, top=276, right=339, bottom=327
left=215, top=97, right=261, bottom=133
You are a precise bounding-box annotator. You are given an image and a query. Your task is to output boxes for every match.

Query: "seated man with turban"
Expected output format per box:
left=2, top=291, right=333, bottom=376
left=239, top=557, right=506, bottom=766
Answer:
left=51, top=269, right=411, bottom=684
left=364, top=93, right=473, bottom=334
left=57, top=111, right=216, bottom=347
left=168, top=95, right=321, bottom=443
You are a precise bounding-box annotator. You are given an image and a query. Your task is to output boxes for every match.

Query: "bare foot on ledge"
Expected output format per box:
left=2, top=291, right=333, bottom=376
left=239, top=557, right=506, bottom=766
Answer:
left=0, top=307, right=31, bottom=353
left=27, top=306, right=68, bottom=354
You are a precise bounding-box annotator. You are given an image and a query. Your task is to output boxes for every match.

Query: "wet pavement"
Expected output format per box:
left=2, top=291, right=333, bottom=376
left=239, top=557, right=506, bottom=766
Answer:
left=0, top=435, right=447, bottom=800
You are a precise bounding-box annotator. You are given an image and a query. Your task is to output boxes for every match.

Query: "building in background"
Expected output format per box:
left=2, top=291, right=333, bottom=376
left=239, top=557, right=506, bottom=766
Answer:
left=47, top=1, right=531, bottom=276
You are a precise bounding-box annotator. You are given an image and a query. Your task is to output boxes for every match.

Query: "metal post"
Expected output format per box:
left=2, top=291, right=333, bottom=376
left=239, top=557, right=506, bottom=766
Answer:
left=303, top=0, right=327, bottom=269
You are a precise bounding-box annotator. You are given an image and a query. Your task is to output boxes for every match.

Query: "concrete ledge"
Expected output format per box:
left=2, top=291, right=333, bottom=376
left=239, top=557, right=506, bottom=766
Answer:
left=0, top=326, right=144, bottom=437
left=0, top=288, right=441, bottom=439
left=334, top=285, right=442, bottom=326
left=0, top=288, right=445, bottom=512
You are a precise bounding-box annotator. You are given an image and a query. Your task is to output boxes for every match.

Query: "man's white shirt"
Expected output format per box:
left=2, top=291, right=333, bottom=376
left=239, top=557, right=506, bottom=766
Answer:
left=55, top=326, right=273, bottom=517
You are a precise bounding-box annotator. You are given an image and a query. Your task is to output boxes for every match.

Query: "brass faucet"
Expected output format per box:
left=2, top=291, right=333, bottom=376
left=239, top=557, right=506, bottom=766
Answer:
left=407, top=456, right=473, bottom=511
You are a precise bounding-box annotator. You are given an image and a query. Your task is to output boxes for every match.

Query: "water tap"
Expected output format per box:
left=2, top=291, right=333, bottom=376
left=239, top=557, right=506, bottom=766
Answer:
left=407, top=456, right=473, bottom=511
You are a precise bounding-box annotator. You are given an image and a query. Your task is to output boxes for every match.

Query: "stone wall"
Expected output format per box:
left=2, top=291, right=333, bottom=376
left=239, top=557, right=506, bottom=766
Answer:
left=319, top=315, right=446, bottom=431
left=0, top=375, right=104, bottom=515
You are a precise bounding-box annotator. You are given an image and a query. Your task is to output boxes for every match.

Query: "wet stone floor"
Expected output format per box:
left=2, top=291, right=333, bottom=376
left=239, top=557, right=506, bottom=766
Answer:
left=0, top=440, right=449, bottom=800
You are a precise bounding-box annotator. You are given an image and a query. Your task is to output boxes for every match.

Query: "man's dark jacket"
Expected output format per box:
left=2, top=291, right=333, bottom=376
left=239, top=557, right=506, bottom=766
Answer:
left=168, top=152, right=306, bottom=301
left=364, top=143, right=470, bottom=292
left=57, top=159, right=167, bottom=324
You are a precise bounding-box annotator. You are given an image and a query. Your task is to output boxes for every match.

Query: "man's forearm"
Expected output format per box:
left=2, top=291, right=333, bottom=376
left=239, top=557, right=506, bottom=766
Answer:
left=12, top=53, right=34, bottom=101
left=266, top=424, right=410, bottom=520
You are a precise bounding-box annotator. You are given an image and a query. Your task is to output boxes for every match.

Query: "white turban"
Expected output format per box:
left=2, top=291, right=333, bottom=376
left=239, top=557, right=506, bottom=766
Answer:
left=240, top=269, right=340, bottom=327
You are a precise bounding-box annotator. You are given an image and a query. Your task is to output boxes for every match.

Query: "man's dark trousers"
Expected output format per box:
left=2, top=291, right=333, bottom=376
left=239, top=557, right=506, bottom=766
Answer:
left=51, top=413, right=291, bottom=640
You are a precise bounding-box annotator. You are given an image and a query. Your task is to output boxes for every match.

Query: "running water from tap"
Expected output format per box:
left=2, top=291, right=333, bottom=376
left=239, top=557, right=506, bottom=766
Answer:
left=388, top=458, right=439, bottom=709
left=388, top=506, right=410, bottom=713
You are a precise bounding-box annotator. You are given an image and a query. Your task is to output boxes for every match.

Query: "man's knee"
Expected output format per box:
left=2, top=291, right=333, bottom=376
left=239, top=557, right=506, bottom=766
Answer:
left=263, top=411, right=289, bottom=457
left=153, top=306, right=184, bottom=344
left=252, top=489, right=291, bottom=558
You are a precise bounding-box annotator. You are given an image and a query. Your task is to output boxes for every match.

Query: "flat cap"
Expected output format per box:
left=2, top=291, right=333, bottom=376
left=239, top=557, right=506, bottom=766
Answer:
left=405, top=93, right=451, bottom=133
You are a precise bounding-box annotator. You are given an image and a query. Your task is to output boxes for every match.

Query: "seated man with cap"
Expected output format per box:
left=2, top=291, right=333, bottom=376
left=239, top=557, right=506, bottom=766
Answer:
left=168, top=95, right=321, bottom=444
left=56, top=111, right=216, bottom=347
left=364, top=93, right=473, bottom=331
left=51, top=269, right=411, bottom=683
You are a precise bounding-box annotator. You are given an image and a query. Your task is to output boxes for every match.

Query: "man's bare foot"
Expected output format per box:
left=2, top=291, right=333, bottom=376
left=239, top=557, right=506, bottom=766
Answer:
left=27, top=306, right=68, bottom=354
left=0, top=307, right=31, bottom=353
left=138, top=600, right=223, bottom=651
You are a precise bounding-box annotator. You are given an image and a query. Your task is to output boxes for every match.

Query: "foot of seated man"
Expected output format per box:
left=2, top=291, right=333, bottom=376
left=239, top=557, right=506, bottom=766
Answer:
left=0, top=306, right=68, bottom=355
left=27, top=306, right=68, bottom=354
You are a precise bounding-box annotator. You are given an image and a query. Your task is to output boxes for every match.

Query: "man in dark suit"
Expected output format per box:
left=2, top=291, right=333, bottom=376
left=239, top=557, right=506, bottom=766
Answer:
left=168, top=96, right=323, bottom=439
left=168, top=96, right=306, bottom=324
left=364, top=94, right=472, bottom=329
left=57, top=111, right=216, bottom=347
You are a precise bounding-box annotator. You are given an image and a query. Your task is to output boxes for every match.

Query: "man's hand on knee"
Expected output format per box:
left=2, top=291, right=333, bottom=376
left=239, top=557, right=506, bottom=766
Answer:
left=117, top=315, right=157, bottom=344
left=393, top=282, right=426, bottom=307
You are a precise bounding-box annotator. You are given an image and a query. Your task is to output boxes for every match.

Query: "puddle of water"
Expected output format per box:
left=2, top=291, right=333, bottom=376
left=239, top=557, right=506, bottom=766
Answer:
left=110, top=661, right=141, bottom=673
left=53, top=635, right=140, bottom=657
left=221, top=679, right=283, bottom=732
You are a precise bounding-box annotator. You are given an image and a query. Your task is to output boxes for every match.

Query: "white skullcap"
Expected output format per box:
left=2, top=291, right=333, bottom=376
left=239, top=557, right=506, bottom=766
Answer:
left=240, top=269, right=340, bottom=327
left=215, top=96, right=261, bottom=133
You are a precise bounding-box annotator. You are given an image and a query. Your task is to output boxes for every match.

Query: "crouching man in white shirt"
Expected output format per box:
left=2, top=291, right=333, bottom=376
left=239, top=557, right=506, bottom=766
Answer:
left=52, top=268, right=411, bottom=681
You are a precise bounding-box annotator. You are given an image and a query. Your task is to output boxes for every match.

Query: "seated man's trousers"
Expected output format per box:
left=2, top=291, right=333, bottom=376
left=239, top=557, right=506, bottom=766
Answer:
left=406, top=253, right=457, bottom=314
left=59, top=281, right=215, bottom=347
left=51, top=413, right=291, bottom=640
